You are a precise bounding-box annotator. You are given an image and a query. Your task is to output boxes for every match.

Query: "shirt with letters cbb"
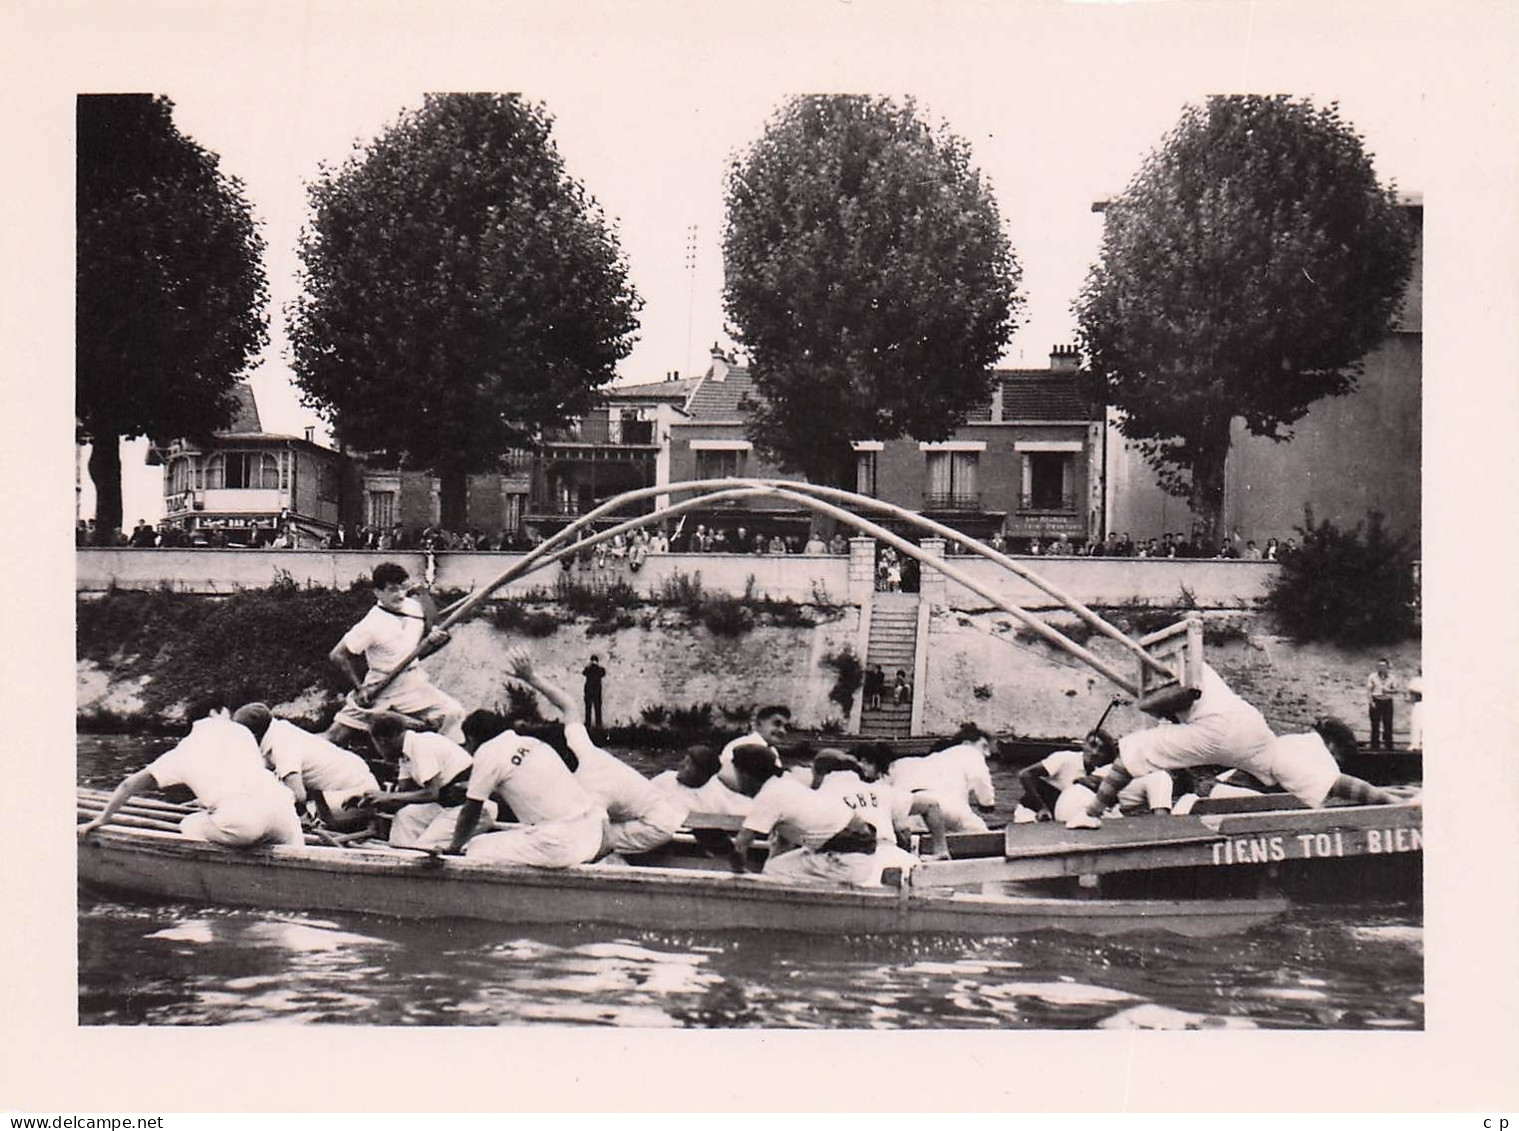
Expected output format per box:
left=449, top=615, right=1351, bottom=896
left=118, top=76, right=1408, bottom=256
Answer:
left=741, top=776, right=853, bottom=849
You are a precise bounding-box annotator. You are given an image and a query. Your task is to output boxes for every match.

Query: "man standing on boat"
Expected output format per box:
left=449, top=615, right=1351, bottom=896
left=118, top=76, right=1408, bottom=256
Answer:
left=444, top=704, right=610, bottom=867
left=727, top=745, right=898, bottom=886
left=1367, top=657, right=1400, bottom=750
left=231, top=702, right=379, bottom=832
left=78, top=709, right=304, bottom=848
left=507, top=649, right=687, bottom=855
left=364, top=714, right=495, bottom=848
left=883, top=724, right=997, bottom=832
left=324, top=563, right=466, bottom=746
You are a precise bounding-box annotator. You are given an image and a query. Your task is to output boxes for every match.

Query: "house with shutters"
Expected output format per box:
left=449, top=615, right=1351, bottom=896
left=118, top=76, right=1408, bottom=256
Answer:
left=149, top=383, right=345, bottom=546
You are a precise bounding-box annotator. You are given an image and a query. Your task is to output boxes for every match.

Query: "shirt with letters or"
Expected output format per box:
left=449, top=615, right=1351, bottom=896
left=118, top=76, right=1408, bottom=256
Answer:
left=467, top=730, right=600, bottom=825
left=341, top=598, right=426, bottom=683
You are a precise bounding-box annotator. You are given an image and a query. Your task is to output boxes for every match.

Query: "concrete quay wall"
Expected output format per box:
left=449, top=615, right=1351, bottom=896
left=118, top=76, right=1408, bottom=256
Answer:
left=75, top=547, right=1277, bottom=610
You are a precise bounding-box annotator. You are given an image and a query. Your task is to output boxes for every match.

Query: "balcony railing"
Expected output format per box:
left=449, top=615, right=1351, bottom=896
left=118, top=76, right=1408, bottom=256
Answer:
left=1019, top=492, right=1078, bottom=512
left=922, top=492, right=983, bottom=510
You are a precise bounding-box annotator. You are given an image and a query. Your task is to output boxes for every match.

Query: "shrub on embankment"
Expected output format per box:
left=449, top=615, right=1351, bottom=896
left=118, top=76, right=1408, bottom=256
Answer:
left=76, top=573, right=849, bottom=730
left=77, top=575, right=374, bottom=724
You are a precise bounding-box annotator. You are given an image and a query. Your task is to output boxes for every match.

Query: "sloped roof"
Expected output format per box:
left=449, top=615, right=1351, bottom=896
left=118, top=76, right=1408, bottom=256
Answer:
left=604, top=376, right=705, bottom=403
left=224, top=382, right=263, bottom=433
left=997, top=369, right=1096, bottom=421
left=683, top=365, right=760, bottom=421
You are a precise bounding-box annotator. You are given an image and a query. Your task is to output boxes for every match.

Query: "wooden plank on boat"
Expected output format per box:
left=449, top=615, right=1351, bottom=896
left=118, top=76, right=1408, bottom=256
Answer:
left=915, top=803, right=1424, bottom=885
left=1200, top=804, right=1421, bottom=836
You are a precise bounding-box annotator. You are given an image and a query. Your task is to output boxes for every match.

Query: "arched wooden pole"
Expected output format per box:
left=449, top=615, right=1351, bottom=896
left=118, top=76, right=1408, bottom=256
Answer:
left=372, top=477, right=1153, bottom=699
left=765, top=481, right=1169, bottom=679
left=759, top=485, right=1140, bottom=696
left=368, top=483, right=772, bottom=697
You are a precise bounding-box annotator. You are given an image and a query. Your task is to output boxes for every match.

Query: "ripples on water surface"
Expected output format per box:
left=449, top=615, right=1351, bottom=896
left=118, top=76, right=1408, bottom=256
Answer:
left=77, top=736, right=1424, bottom=1029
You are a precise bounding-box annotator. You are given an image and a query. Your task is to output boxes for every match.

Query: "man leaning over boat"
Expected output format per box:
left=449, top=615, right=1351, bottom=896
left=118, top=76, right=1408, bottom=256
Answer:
left=363, top=714, right=497, bottom=849
left=78, top=707, right=304, bottom=848
left=1068, top=665, right=1406, bottom=829
left=504, top=648, right=688, bottom=856
left=232, top=702, right=379, bottom=832
left=444, top=699, right=610, bottom=867
left=727, top=744, right=916, bottom=887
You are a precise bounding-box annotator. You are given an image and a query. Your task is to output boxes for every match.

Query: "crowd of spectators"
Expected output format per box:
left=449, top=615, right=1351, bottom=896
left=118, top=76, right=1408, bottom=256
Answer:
left=85, top=514, right=1298, bottom=564
left=984, top=529, right=1297, bottom=561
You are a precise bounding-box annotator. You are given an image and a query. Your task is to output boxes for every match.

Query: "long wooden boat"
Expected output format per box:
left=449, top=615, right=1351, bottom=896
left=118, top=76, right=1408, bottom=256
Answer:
left=76, top=788, right=1284, bottom=939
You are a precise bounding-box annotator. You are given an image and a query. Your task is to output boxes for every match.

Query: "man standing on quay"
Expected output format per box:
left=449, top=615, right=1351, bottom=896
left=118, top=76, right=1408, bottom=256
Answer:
left=582, top=654, right=607, bottom=732
left=1367, top=657, right=1400, bottom=750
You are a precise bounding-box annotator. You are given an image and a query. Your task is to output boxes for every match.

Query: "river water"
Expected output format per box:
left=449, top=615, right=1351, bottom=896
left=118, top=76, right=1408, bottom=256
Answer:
left=77, top=735, right=1424, bottom=1029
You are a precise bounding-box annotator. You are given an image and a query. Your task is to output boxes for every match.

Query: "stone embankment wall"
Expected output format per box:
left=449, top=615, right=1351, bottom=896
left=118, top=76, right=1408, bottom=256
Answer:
left=76, top=545, right=1278, bottom=608
left=917, top=606, right=1422, bottom=743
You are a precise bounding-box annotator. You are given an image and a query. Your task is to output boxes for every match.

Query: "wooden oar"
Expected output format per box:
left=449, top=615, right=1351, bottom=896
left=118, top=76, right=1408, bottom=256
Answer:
left=76, top=809, right=184, bottom=835
left=77, top=787, right=199, bottom=816
left=77, top=793, right=341, bottom=849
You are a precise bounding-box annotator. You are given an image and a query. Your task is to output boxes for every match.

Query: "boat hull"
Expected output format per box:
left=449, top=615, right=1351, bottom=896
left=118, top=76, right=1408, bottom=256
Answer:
left=77, top=829, right=1284, bottom=939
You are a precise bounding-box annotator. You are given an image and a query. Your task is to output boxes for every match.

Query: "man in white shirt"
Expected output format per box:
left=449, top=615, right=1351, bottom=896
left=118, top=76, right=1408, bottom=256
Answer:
left=1073, top=670, right=1395, bottom=826
left=365, top=714, right=492, bottom=848
left=79, top=711, right=303, bottom=848
left=324, top=563, right=466, bottom=745
left=811, top=750, right=933, bottom=879
left=887, top=725, right=998, bottom=832
left=716, top=705, right=791, bottom=792
left=233, top=702, right=379, bottom=830
left=505, top=650, right=686, bottom=855
left=445, top=704, right=610, bottom=867
left=651, top=746, right=755, bottom=817
left=727, top=745, right=885, bottom=886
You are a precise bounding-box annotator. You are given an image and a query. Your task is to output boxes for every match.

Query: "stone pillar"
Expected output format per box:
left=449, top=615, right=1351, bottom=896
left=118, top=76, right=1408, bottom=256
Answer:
left=919, top=537, right=946, bottom=605
left=848, top=536, right=876, bottom=604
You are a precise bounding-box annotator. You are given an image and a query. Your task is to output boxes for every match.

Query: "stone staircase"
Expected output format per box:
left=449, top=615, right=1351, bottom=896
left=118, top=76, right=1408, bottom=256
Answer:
left=859, top=593, right=920, bottom=738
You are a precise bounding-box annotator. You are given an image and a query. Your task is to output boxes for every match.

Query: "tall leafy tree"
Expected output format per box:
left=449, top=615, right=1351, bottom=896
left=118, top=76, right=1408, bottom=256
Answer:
left=1076, top=95, right=1415, bottom=543
left=77, top=94, right=269, bottom=544
left=288, top=94, right=642, bottom=529
left=723, top=95, right=1022, bottom=487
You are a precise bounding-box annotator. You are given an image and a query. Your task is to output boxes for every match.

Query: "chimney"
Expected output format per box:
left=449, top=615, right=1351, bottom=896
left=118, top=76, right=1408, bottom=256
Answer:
left=1049, top=345, right=1081, bottom=371
left=709, top=342, right=728, bottom=382
left=304, top=426, right=315, bottom=443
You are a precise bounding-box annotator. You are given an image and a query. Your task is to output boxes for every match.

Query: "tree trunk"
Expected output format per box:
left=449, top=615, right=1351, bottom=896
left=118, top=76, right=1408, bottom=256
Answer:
left=1187, top=420, right=1232, bottom=550
left=87, top=433, right=123, bottom=545
left=439, top=467, right=468, bottom=532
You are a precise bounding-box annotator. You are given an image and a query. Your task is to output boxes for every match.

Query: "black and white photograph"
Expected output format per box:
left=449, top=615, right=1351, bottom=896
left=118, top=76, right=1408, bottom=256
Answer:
left=5, top=0, right=1519, bottom=1115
